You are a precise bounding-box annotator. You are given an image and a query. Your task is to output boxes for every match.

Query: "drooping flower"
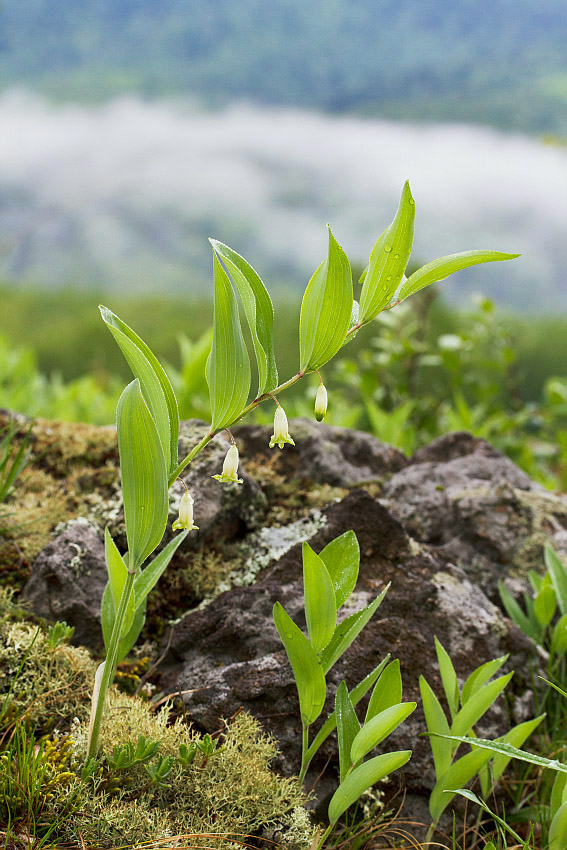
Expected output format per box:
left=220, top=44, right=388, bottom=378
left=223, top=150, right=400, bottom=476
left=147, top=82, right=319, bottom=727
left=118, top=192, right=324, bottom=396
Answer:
left=212, top=443, right=243, bottom=484
left=314, top=383, right=328, bottom=422
left=172, top=490, right=199, bottom=532
left=269, top=406, right=295, bottom=449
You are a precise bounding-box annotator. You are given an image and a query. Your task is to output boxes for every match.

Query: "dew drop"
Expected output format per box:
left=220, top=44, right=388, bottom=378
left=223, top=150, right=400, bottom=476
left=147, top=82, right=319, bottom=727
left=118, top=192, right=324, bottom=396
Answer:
left=394, top=253, right=399, bottom=260
left=384, top=243, right=392, bottom=253
left=409, top=198, right=415, bottom=205
left=386, top=275, right=392, bottom=281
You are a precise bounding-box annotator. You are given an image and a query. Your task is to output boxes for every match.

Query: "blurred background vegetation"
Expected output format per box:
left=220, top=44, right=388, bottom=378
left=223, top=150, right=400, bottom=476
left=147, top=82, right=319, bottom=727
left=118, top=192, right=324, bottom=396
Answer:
left=1, top=284, right=566, bottom=490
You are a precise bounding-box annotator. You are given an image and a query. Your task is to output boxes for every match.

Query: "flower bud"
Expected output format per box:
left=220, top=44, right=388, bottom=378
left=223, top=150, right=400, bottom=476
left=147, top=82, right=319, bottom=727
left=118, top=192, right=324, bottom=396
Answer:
left=269, top=406, right=295, bottom=450
left=212, top=443, right=243, bottom=484
left=172, top=490, right=198, bottom=532
left=314, top=383, right=328, bottom=422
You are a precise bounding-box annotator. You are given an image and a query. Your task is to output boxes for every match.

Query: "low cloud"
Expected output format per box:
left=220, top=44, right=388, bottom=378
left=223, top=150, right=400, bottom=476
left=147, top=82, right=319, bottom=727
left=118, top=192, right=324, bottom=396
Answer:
left=0, top=92, right=565, bottom=310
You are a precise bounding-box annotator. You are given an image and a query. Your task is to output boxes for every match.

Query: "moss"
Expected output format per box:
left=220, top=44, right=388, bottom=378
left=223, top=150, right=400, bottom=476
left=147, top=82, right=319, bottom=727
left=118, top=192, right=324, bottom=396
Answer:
left=0, top=617, right=96, bottom=732
left=0, top=606, right=315, bottom=850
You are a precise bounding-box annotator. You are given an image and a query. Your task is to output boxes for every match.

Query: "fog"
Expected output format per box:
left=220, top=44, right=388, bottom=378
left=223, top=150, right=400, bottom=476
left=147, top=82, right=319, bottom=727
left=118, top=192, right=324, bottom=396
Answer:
left=0, top=91, right=566, bottom=310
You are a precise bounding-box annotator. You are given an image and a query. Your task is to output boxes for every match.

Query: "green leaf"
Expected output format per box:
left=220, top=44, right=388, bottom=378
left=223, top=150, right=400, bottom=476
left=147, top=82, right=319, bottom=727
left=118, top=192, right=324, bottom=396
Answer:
left=551, top=772, right=567, bottom=819
left=552, top=613, right=567, bottom=655
left=319, top=586, right=389, bottom=674
left=319, top=530, right=360, bottom=609
left=336, top=681, right=361, bottom=782
left=434, top=636, right=459, bottom=720
left=430, top=747, right=495, bottom=821
left=461, top=655, right=509, bottom=706
left=210, top=240, right=278, bottom=397
left=450, top=673, right=514, bottom=739
left=545, top=543, right=567, bottom=617
left=436, top=734, right=567, bottom=775
left=498, top=581, right=542, bottom=642
left=299, top=226, right=353, bottom=373
left=420, top=675, right=451, bottom=780
left=398, top=250, right=520, bottom=303
left=305, top=657, right=390, bottom=764
left=550, top=800, right=567, bottom=850
left=117, top=380, right=169, bottom=571
left=134, top=529, right=190, bottom=609
left=328, top=751, right=412, bottom=825
left=104, top=530, right=135, bottom=637
left=302, top=542, right=336, bottom=653
left=491, top=714, right=545, bottom=786
left=358, top=181, right=415, bottom=324
left=535, top=584, right=557, bottom=627
left=100, top=306, right=179, bottom=475
left=101, top=582, right=115, bottom=652
left=273, top=602, right=326, bottom=725
left=116, top=600, right=147, bottom=663
left=448, top=790, right=525, bottom=845
left=350, top=702, right=416, bottom=763
left=206, top=252, right=251, bottom=431
left=365, top=659, right=402, bottom=723
left=100, top=583, right=147, bottom=662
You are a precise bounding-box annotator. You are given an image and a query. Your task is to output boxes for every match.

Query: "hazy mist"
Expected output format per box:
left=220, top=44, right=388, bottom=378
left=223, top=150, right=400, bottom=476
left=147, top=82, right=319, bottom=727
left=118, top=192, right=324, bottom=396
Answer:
left=1, top=92, right=565, bottom=310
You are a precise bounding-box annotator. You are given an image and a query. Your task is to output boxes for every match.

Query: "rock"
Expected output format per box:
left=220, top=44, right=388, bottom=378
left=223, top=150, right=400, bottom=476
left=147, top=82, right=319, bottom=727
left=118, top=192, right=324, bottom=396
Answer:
left=159, top=490, right=534, bottom=811
left=382, top=432, right=567, bottom=596
left=234, top=418, right=407, bottom=487
left=174, top=420, right=268, bottom=542
left=23, top=519, right=107, bottom=651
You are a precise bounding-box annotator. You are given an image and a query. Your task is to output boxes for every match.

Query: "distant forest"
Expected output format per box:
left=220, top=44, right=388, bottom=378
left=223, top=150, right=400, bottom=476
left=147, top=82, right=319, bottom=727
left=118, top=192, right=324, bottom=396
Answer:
left=1, top=0, right=566, bottom=133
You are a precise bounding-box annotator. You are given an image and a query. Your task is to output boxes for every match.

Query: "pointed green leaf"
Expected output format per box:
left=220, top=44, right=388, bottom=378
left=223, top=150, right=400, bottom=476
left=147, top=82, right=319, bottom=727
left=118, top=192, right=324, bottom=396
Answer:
left=552, top=613, right=567, bottom=655
left=305, top=657, right=390, bottom=765
left=350, top=702, right=416, bottom=763
left=535, top=584, right=557, bottom=627
left=319, top=586, right=389, bottom=674
left=420, top=675, right=451, bottom=780
left=319, top=530, right=360, bottom=609
left=206, top=252, right=251, bottom=431
left=101, top=583, right=147, bottom=662
left=104, top=529, right=135, bottom=637
left=273, top=602, right=326, bottom=725
left=100, top=306, right=179, bottom=475
left=328, top=751, right=412, bottom=824
left=299, top=226, right=353, bottom=373
left=448, top=790, right=525, bottom=845
left=303, top=542, right=336, bottom=653
left=365, top=659, right=402, bottom=723
left=436, top=734, right=567, bottom=776
left=551, top=772, right=567, bottom=819
left=101, top=582, right=115, bottom=652
left=210, top=240, right=278, bottom=397
left=550, top=800, right=567, bottom=850
left=491, top=714, right=545, bottom=786
left=461, top=655, right=509, bottom=706
left=545, top=543, right=567, bottom=616
left=117, top=380, right=168, bottom=571
left=134, top=529, right=190, bottom=609
left=398, top=250, right=520, bottom=303
left=434, top=636, right=459, bottom=720
left=430, top=747, right=495, bottom=821
left=498, top=581, right=542, bottom=642
left=336, top=681, right=361, bottom=782
left=359, top=181, right=415, bottom=324
left=450, top=673, right=514, bottom=739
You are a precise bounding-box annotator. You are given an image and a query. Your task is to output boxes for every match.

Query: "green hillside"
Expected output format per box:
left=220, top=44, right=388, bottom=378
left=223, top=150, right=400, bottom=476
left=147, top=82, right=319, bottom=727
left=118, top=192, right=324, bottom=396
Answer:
left=1, top=0, right=566, bottom=133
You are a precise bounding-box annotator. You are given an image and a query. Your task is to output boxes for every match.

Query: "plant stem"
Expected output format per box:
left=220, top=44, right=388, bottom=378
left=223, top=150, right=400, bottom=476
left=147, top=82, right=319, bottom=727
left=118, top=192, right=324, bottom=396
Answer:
left=168, top=432, right=214, bottom=488
left=316, top=823, right=334, bottom=850
left=170, top=371, right=305, bottom=488
left=425, top=821, right=437, bottom=844
left=298, top=722, right=310, bottom=783
left=87, top=571, right=136, bottom=759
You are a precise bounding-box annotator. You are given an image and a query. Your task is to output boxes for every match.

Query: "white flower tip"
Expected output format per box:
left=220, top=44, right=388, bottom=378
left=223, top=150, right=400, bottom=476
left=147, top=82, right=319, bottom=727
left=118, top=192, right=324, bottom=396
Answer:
left=314, top=383, right=328, bottom=422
